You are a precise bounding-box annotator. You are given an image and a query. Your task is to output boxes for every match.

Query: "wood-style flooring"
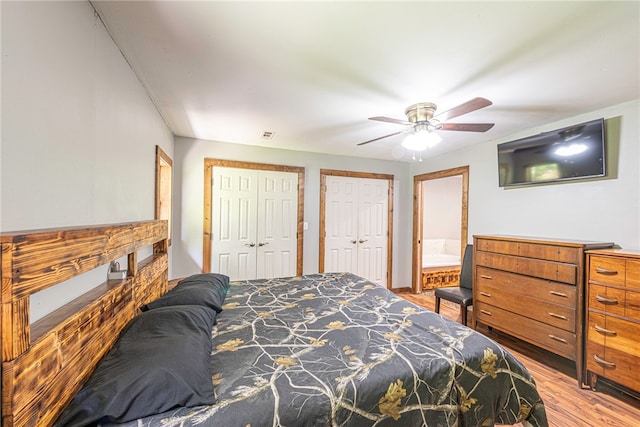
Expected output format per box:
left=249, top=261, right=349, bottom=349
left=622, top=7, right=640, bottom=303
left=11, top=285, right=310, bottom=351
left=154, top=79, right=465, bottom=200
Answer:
left=397, top=291, right=640, bottom=427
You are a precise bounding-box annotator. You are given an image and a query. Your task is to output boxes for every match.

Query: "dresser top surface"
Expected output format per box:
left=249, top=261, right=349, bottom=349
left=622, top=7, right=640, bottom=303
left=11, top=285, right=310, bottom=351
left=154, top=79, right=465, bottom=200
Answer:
left=587, top=248, right=640, bottom=259
left=474, top=234, right=614, bottom=249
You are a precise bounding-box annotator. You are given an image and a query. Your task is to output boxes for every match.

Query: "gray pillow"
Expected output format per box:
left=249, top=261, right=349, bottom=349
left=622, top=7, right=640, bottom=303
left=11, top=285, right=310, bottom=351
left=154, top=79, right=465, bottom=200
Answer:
left=141, top=273, right=230, bottom=313
left=54, top=305, right=217, bottom=426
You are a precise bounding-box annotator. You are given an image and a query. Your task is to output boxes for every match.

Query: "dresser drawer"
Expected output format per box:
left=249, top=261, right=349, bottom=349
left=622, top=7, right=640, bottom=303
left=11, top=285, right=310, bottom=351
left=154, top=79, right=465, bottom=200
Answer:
left=477, top=281, right=576, bottom=332
left=588, top=283, right=625, bottom=317
left=517, top=257, right=577, bottom=284
left=518, top=242, right=579, bottom=264
left=476, top=252, right=577, bottom=284
left=476, top=301, right=576, bottom=359
left=589, top=256, right=626, bottom=286
left=475, top=251, right=518, bottom=272
left=590, top=344, right=640, bottom=392
left=475, top=238, right=519, bottom=255
left=475, top=238, right=578, bottom=263
left=586, top=312, right=640, bottom=392
left=588, top=283, right=640, bottom=321
left=626, top=290, right=640, bottom=321
left=628, top=260, right=640, bottom=289
left=477, top=267, right=576, bottom=307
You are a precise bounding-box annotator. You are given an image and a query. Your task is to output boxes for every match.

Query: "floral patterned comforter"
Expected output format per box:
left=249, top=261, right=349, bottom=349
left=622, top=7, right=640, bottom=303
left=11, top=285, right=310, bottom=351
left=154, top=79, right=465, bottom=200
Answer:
left=118, top=272, right=547, bottom=427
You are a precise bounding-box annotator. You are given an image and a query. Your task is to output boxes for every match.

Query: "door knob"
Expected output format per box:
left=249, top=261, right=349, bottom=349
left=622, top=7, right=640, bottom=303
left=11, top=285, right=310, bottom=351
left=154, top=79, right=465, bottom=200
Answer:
left=351, top=240, right=357, bottom=244
left=244, top=242, right=256, bottom=247
left=258, top=241, right=269, bottom=247
left=359, top=239, right=368, bottom=244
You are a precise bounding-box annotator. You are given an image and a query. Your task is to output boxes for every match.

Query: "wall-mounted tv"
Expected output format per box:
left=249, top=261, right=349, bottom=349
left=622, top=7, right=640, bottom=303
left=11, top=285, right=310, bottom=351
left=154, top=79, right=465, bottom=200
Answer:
left=497, top=118, right=605, bottom=187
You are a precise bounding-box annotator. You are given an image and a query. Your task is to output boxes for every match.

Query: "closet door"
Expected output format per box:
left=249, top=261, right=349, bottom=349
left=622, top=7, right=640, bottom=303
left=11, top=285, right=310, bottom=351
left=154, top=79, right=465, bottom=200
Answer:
left=357, top=178, right=389, bottom=285
left=256, top=170, right=298, bottom=279
left=211, top=167, right=258, bottom=280
left=324, top=177, right=359, bottom=274
left=324, top=176, right=388, bottom=286
left=211, top=167, right=298, bottom=281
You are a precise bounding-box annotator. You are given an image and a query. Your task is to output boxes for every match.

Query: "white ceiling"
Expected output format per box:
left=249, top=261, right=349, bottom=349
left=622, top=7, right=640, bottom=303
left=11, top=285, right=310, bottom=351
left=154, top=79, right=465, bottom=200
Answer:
left=92, top=1, right=639, bottom=162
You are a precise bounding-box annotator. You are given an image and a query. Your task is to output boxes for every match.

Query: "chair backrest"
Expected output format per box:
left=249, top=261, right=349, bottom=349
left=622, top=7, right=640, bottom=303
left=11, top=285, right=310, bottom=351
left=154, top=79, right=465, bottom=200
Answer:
left=459, top=244, right=473, bottom=290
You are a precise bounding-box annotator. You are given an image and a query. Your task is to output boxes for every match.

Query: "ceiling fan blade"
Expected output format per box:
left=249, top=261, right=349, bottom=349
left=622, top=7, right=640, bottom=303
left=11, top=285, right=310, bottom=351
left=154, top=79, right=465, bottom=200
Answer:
left=369, top=116, right=412, bottom=125
left=440, top=123, right=495, bottom=132
left=357, top=131, right=404, bottom=146
left=434, top=97, right=492, bottom=122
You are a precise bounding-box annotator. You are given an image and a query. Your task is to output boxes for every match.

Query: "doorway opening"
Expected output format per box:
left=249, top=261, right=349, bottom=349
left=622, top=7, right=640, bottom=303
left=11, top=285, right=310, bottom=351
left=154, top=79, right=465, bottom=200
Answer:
left=411, top=166, right=469, bottom=293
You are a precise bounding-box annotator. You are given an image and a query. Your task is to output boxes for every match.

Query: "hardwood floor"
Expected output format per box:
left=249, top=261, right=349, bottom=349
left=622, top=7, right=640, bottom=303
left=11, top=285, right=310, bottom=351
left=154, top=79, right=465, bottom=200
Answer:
left=397, top=291, right=640, bottom=427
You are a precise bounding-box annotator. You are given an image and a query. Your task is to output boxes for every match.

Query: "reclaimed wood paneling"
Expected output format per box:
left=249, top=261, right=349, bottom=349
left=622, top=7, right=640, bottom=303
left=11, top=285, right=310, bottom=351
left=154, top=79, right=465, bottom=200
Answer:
left=1, top=220, right=168, bottom=427
left=132, top=254, right=168, bottom=310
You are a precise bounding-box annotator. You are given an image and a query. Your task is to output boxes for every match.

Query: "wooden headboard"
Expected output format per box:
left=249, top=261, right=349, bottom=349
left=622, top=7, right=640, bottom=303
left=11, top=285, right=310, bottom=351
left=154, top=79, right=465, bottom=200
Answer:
left=1, top=220, right=169, bottom=426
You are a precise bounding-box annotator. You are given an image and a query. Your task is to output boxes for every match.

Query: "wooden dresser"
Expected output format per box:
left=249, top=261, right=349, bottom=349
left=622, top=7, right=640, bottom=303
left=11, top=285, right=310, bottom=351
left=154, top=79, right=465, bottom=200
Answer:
left=585, top=249, right=640, bottom=394
left=473, top=235, right=613, bottom=386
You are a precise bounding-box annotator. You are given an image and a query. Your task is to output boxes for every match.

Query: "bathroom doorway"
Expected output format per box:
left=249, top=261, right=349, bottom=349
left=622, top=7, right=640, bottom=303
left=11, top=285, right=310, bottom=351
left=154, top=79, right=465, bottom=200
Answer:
left=411, top=166, right=469, bottom=293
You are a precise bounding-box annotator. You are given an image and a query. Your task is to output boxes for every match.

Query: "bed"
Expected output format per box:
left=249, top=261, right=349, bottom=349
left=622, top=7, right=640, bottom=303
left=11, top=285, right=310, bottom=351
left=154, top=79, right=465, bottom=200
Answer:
left=1, top=221, right=547, bottom=427
left=422, top=239, right=462, bottom=290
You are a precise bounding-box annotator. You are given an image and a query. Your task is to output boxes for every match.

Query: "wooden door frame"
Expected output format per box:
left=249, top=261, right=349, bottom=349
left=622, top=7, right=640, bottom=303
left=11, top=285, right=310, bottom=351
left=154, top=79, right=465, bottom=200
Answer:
left=203, top=159, right=305, bottom=275
left=411, top=166, right=469, bottom=293
left=319, top=169, right=394, bottom=289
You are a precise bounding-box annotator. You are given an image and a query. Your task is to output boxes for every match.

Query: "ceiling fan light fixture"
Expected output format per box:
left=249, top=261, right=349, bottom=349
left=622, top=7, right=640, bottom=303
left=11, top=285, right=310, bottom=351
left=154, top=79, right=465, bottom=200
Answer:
left=357, top=97, right=493, bottom=149
left=402, top=129, right=442, bottom=151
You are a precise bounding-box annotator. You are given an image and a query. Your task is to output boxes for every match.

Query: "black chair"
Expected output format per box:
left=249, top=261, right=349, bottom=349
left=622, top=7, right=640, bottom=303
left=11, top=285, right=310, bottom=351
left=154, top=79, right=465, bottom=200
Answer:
left=434, top=244, right=473, bottom=326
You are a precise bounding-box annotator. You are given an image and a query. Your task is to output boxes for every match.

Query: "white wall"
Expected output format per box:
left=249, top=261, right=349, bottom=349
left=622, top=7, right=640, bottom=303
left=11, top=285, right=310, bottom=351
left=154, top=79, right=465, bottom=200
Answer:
left=1, top=1, right=174, bottom=320
left=423, top=176, right=463, bottom=240
left=172, top=137, right=413, bottom=287
left=412, top=100, right=640, bottom=249
left=174, top=100, right=639, bottom=290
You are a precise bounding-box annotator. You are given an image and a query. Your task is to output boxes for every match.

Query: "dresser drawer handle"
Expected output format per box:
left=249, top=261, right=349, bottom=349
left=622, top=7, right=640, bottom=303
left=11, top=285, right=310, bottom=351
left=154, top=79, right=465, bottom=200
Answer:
left=595, top=267, right=619, bottom=276
left=593, top=354, right=616, bottom=368
left=595, top=294, right=618, bottom=305
left=479, top=291, right=492, bottom=298
left=480, top=274, right=493, bottom=280
left=548, top=335, right=567, bottom=343
left=594, top=324, right=617, bottom=336
left=548, top=312, right=568, bottom=320
left=480, top=309, right=493, bottom=316
left=549, top=290, right=568, bottom=298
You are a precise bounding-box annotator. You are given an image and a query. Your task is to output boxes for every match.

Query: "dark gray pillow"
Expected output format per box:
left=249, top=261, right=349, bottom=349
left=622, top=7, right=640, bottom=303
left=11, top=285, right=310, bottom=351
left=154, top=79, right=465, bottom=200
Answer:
left=141, top=273, right=230, bottom=313
left=54, top=305, right=217, bottom=427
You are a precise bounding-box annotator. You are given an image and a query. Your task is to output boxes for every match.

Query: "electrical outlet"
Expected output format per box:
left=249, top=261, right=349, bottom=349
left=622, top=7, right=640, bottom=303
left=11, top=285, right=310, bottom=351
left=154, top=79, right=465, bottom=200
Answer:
left=108, top=270, right=127, bottom=280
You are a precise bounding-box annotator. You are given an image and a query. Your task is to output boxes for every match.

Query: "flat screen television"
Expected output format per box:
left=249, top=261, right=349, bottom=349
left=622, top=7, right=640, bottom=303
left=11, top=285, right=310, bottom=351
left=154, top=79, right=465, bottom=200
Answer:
left=497, top=118, right=605, bottom=187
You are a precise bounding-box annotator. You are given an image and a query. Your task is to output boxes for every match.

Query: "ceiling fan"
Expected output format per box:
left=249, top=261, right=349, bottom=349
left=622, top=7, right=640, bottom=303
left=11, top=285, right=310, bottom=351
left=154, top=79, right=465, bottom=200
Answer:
left=358, top=97, right=495, bottom=148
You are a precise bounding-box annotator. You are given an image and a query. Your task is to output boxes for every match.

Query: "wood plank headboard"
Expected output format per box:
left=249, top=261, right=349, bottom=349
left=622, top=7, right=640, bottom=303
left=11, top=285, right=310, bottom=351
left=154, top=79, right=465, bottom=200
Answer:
left=1, top=220, right=169, bottom=426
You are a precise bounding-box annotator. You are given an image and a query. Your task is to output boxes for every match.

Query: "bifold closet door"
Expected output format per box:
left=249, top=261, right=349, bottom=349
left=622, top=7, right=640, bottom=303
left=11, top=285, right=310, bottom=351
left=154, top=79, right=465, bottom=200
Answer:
left=255, top=170, right=298, bottom=279
left=211, top=167, right=298, bottom=281
left=324, top=175, right=388, bottom=287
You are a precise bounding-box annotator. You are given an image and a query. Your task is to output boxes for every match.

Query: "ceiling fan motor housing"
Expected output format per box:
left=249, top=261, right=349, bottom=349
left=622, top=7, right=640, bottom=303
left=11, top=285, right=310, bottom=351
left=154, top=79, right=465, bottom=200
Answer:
left=405, top=102, right=437, bottom=123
